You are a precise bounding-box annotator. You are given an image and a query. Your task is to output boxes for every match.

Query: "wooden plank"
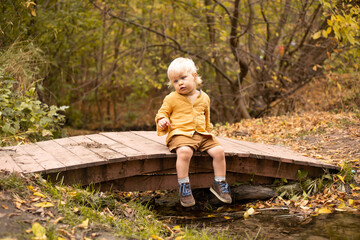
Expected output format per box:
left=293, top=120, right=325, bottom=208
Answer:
left=86, top=134, right=141, bottom=161
left=3, top=146, right=44, bottom=173
left=224, top=137, right=308, bottom=163
left=53, top=137, right=107, bottom=168
left=0, top=150, right=23, bottom=172
left=69, top=135, right=126, bottom=161
left=98, top=172, right=273, bottom=191
left=217, top=136, right=281, bottom=160
left=101, top=132, right=173, bottom=159
left=223, top=137, right=338, bottom=169
left=131, top=131, right=167, bottom=146
left=18, top=143, right=67, bottom=173
left=226, top=156, right=325, bottom=180
left=46, top=157, right=177, bottom=186
left=36, top=140, right=91, bottom=171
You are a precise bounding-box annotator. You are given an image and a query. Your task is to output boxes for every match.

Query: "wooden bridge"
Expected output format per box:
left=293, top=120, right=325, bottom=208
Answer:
left=0, top=131, right=339, bottom=191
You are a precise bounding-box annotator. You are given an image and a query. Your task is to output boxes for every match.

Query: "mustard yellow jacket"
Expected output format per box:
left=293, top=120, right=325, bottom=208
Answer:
left=155, top=90, right=214, bottom=145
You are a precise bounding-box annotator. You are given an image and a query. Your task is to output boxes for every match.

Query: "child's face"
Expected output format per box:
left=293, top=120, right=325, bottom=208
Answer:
left=170, top=71, right=197, bottom=96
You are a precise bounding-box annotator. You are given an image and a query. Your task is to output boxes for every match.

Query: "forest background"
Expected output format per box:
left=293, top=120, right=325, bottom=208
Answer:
left=0, top=0, right=359, bottom=145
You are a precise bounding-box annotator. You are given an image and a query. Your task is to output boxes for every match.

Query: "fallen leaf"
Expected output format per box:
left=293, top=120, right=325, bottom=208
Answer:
left=337, top=202, right=345, bottom=209
left=34, top=202, right=54, bottom=208
left=318, top=208, right=332, bottom=214
left=172, top=225, right=182, bottom=232
left=151, top=235, right=164, bottom=240
left=78, top=218, right=89, bottom=229
left=244, top=207, right=255, bottom=219
left=15, top=202, right=22, bottom=210
left=32, top=222, right=47, bottom=239
left=33, top=192, right=47, bottom=198
left=337, top=175, right=345, bottom=184
left=175, top=236, right=186, bottom=240
left=2, top=205, right=8, bottom=209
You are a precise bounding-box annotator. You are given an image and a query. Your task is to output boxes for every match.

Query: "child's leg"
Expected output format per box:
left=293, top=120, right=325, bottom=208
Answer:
left=176, top=146, right=194, bottom=179
left=207, top=145, right=232, bottom=204
left=175, top=146, right=195, bottom=207
left=207, top=145, right=226, bottom=177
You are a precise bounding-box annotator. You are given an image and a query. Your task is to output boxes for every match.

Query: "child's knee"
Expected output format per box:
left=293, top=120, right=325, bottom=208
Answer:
left=176, top=146, right=193, bottom=157
left=211, top=145, right=225, bottom=156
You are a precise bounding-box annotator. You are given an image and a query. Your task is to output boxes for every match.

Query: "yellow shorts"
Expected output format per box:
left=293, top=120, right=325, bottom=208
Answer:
left=168, top=132, right=220, bottom=152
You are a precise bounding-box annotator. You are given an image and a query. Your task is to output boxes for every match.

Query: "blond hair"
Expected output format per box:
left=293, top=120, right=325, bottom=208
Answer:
left=167, top=57, right=202, bottom=86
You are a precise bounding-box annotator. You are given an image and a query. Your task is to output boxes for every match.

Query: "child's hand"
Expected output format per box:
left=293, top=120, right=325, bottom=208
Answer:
left=158, top=118, right=170, bottom=130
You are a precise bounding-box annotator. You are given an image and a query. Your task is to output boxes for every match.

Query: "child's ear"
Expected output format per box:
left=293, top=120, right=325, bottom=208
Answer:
left=192, top=72, right=198, bottom=78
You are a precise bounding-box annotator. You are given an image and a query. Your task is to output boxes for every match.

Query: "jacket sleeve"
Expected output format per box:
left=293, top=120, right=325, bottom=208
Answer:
left=155, top=96, right=172, bottom=136
left=205, top=95, right=213, bottom=132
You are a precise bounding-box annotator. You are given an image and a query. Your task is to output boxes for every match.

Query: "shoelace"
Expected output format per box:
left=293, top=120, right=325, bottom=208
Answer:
left=217, top=181, right=230, bottom=194
left=179, top=183, right=192, bottom=197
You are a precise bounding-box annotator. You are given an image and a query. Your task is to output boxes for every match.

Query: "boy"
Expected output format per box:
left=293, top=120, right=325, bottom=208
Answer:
left=155, top=57, right=232, bottom=207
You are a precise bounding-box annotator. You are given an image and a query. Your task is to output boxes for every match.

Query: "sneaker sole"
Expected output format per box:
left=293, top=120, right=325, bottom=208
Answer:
left=180, top=200, right=196, bottom=207
left=210, top=187, right=232, bottom=204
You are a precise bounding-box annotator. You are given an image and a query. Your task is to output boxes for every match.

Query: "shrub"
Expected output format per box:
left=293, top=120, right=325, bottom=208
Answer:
left=0, top=74, right=68, bottom=146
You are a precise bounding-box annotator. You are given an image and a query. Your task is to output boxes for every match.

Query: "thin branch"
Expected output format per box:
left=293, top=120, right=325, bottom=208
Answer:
left=90, top=0, right=235, bottom=86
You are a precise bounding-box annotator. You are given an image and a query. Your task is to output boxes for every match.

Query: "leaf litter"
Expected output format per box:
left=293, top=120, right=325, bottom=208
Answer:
left=212, top=111, right=360, bottom=219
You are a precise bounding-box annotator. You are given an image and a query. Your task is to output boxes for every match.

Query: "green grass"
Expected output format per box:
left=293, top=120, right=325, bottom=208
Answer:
left=0, top=172, right=242, bottom=239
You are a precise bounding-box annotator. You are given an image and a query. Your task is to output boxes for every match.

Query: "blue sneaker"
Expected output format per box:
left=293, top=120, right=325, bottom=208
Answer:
left=179, top=182, right=195, bottom=207
left=210, top=181, right=232, bottom=203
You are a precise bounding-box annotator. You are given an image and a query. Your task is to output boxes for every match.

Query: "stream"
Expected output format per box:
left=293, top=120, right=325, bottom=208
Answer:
left=145, top=190, right=360, bottom=240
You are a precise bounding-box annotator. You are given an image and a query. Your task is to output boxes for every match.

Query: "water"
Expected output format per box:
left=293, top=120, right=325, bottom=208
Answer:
left=147, top=191, right=360, bottom=240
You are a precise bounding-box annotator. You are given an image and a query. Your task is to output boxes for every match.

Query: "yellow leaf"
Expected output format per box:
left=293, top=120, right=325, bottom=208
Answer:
left=172, top=225, right=182, bottom=231
left=34, top=192, right=46, bottom=198
left=78, top=218, right=89, bottom=229
left=224, top=216, right=231, bottom=220
left=32, top=222, right=47, bottom=240
left=28, top=185, right=35, bottom=191
left=327, top=19, right=333, bottom=26
left=175, top=236, right=185, bottom=240
left=338, top=202, right=345, bottom=209
left=151, top=235, right=164, bottom=240
left=73, top=206, right=79, bottom=213
left=31, top=8, right=36, bottom=17
left=326, top=27, right=332, bottom=34
left=207, top=215, right=216, bottom=218
left=318, top=208, right=332, bottom=214
left=34, top=202, right=54, bottom=208
left=15, top=202, right=22, bottom=209
left=337, top=174, right=345, bottom=183
left=322, top=30, right=328, bottom=38
left=68, top=191, right=77, bottom=196
left=313, top=31, right=322, bottom=39
left=244, top=207, right=255, bottom=219
left=349, top=199, right=354, bottom=205
left=2, top=205, right=8, bottom=209
left=336, top=83, right=342, bottom=92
